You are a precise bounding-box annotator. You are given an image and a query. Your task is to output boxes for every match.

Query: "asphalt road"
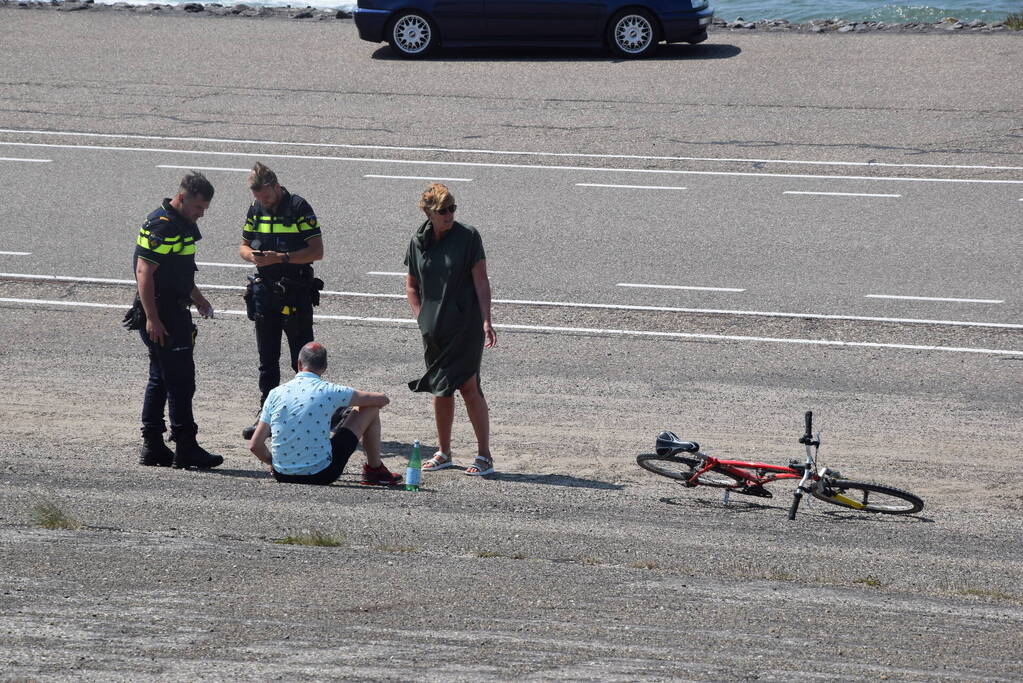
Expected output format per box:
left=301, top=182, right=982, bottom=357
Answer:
left=1, top=9, right=1022, bottom=680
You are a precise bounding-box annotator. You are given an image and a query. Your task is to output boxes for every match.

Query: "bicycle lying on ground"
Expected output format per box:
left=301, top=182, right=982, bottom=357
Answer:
left=636, top=411, right=924, bottom=519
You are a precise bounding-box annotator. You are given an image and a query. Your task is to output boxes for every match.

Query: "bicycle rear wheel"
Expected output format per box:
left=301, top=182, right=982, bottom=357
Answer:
left=636, top=453, right=743, bottom=488
left=811, top=479, right=923, bottom=515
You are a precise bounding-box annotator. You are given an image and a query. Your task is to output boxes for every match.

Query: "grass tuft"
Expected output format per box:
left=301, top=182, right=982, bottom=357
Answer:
left=853, top=576, right=883, bottom=588
left=1006, top=13, right=1023, bottom=30
left=31, top=499, right=82, bottom=530
left=471, top=549, right=526, bottom=560
left=274, top=530, right=345, bottom=547
left=960, top=587, right=1017, bottom=602
left=628, top=560, right=659, bottom=570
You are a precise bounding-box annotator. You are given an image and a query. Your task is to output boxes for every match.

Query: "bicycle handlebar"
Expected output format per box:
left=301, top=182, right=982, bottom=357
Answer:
left=804, top=411, right=813, bottom=439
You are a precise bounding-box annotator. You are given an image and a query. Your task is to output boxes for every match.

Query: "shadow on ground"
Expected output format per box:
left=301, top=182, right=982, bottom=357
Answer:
left=371, top=43, right=741, bottom=62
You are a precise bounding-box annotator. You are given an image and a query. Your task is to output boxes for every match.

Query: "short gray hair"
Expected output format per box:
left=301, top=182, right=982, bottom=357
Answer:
left=298, top=342, right=327, bottom=373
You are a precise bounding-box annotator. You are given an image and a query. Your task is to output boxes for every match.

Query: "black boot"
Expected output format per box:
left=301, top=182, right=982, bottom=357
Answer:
left=139, top=431, right=174, bottom=467
left=241, top=422, right=259, bottom=440
left=172, top=432, right=224, bottom=470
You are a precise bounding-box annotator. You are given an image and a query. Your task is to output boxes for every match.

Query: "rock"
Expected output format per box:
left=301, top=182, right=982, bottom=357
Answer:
left=838, top=24, right=856, bottom=32
left=335, top=9, right=350, bottom=18
left=182, top=2, right=202, bottom=12
left=57, top=0, right=89, bottom=10
left=292, top=8, right=312, bottom=18
left=966, top=20, right=984, bottom=28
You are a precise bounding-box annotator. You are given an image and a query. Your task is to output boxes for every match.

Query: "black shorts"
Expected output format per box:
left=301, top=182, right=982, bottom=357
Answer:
left=272, top=427, right=359, bottom=486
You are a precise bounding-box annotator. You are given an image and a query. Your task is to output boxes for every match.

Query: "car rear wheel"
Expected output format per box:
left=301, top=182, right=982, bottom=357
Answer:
left=387, top=11, right=438, bottom=59
left=607, top=9, right=659, bottom=58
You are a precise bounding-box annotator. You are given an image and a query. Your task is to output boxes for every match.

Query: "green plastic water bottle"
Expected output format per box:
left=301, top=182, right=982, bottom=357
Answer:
left=405, top=440, right=422, bottom=492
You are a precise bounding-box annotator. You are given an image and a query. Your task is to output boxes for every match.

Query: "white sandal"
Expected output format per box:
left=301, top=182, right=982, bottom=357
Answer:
left=465, top=455, right=495, bottom=476
left=422, top=451, right=454, bottom=471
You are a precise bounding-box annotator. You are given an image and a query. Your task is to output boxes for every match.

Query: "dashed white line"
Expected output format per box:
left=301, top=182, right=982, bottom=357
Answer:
left=866, top=294, right=1004, bottom=304
left=617, top=283, right=745, bottom=293
left=576, top=183, right=686, bottom=191
left=197, top=261, right=253, bottom=269
left=3, top=141, right=1021, bottom=185
left=367, top=271, right=406, bottom=277
left=5, top=128, right=1022, bottom=172
left=784, top=191, right=902, bottom=198
left=364, top=174, right=473, bottom=182
left=2, top=272, right=1020, bottom=330
left=157, top=165, right=249, bottom=172
left=2, top=296, right=1020, bottom=357
left=0, top=251, right=31, bottom=256
left=0, top=157, right=51, bottom=163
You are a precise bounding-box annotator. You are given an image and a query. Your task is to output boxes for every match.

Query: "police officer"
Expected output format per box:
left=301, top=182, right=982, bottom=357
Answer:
left=135, top=172, right=223, bottom=469
left=239, top=163, right=325, bottom=439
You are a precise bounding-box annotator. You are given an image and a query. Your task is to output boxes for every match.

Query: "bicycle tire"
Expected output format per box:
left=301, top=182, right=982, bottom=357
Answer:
left=811, top=479, right=923, bottom=515
left=636, top=453, right=743, bottom=488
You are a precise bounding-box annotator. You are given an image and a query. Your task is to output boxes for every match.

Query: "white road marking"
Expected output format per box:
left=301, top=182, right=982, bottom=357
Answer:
left=2, top=296, right=1020, bottom=357
left=784, top=191, right=902, bottom=198
left=157, top=165, right=249, bottom=172
left=576, top=183, right=686, bottom=191
left=2, top=141, right=1021, bottom=186
left=364, top=174, right=473, bottom=182
left=2, top=272, right=1020, bottom=330
left=0, top=251, right=31, bottom=256
left=866, top=294, right=1004, bottom=304
left=197, top=261, right=253, bottom=269
left=0, top=157, right=51, bottom=163
left=618, top=283, right=745, bottom=293
left=3, top=128, right=1021, bottom=172
left=367, top=271, right=406, bottom=277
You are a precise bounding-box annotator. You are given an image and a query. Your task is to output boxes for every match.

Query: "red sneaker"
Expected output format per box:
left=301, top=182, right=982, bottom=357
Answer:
left=361, top=463, right=402, bottom=486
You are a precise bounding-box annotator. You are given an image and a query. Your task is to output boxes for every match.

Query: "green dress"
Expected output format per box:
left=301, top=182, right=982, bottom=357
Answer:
left=404, top=220, right=486, bottom=397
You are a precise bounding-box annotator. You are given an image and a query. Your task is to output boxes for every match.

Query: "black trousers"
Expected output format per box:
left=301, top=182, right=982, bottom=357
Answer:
left=139, top=305, right=196, bottom=437
left=255, top=307, right=314, bottom=406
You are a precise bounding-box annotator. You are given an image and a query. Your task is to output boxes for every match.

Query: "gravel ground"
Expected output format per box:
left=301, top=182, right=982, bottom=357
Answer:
left=1, top=281, right=1021, bottom=679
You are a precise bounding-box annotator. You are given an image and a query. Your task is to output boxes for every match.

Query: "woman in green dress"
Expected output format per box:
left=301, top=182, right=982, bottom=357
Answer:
left=404, top=183, right=497, bottom=476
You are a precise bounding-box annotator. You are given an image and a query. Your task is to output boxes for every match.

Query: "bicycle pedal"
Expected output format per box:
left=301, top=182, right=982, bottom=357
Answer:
left=736, top=484, right=773, bottom=499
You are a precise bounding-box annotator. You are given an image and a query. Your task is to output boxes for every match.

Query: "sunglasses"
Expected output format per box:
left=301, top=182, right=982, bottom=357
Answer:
left=434, top=204, right=457, bottom=215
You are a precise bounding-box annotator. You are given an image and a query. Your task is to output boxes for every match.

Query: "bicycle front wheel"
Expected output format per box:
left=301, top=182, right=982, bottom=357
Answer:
left=811, top=479, right=923, bottom=515
left=636, top=453, right=743, bottom=488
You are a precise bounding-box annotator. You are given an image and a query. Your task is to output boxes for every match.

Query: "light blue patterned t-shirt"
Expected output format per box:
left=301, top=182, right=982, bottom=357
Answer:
left=260, top=371, right=354, bottom=475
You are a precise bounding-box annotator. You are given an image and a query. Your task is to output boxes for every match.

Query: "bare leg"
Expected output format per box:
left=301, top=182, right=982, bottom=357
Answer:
left=458, top=374, right=492, bottom=462
left=340, top=406, right=384, bottom=467
left=433, top=395, right=455, bottom=454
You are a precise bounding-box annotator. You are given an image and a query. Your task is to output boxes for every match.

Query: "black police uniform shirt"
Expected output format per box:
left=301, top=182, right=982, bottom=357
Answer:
left=242, top=188, right=321, bottom=282
left=134, top=198, right=201, bottom=301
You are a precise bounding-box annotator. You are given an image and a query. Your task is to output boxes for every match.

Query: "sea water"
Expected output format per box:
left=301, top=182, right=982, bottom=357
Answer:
left=92, top=1, right=1022, bottom=24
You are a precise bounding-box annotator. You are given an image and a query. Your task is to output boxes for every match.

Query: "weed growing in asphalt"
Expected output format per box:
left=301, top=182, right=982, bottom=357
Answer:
left=628, top=560, right=659, bottom=570
left=31, top=498, right=82, bottom=530
left=374, top=545, right=417, bottom=553
left=474, top=548, right=527, bottom=556
left=275, top=529, right=345, bottom=547
left=1006, top=13, right=1023, bottom=30
left=853, top=576, right=883, bottom=588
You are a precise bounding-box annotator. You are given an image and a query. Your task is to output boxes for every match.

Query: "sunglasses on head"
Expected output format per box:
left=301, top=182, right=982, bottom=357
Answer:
left=434, top=204, right=457, bottom=215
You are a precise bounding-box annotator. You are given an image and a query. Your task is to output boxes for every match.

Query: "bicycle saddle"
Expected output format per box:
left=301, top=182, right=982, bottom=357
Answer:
left=655, top=431, right=700, bottom=456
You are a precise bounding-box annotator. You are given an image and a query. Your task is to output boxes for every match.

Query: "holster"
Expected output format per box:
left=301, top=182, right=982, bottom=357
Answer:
left=244, top=275, right=286, bottom=321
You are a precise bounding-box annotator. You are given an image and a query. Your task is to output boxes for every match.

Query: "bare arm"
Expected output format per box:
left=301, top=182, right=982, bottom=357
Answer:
left=471, top=259, right=496, bottom=348
left=248, top=420, right=273, bottom=470
left=135, top=258, right=166, bottom=345
left=191, top=285, right=213, bottom=319
left=405, top=274, right=422, bottom=318
left=348, top=391, right=391, bottom=408
left=242, top=236, right=324, bottom=267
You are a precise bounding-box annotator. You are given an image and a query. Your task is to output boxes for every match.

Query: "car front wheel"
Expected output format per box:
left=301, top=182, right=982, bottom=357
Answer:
left=387, top=11, right=438, bottom=59
left=607, top=9, right=659, bottom=58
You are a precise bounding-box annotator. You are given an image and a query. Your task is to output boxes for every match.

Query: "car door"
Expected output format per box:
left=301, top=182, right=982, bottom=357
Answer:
left=432, top=0, right=486, bottom=42
left=485, top=0, right=606, bottom=42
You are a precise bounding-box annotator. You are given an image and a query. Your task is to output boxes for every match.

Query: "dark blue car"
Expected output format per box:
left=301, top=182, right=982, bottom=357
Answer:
left=354, top=0, right=714, bottom=59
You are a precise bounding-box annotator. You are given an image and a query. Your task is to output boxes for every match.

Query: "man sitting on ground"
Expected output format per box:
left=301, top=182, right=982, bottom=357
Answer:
left=248, top=341, right=401, bottom=486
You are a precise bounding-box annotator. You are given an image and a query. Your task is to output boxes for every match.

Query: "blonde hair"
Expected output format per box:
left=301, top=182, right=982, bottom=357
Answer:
left=418, top=183, right=454, bottom=212
left=248, top=162, right=278, bottom=191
